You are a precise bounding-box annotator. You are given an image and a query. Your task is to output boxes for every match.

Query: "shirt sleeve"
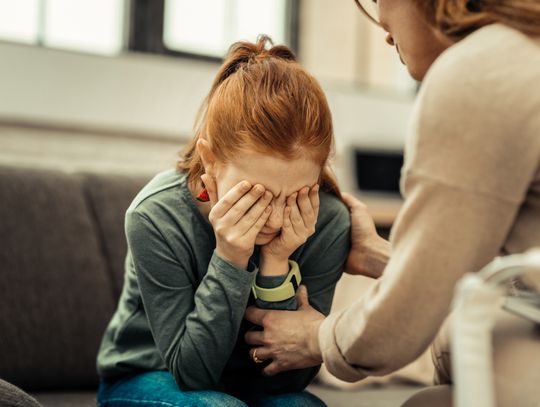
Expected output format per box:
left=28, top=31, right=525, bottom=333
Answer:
left=126, top=210, right=255, bottom=391
left=318, top=45, right=540, bottom=381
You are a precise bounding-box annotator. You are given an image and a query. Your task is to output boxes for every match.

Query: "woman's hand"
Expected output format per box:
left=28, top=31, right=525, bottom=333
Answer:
left=201, top=174, right=273, bottom=269
left=244, top=286, right=325, bottom=375
left=342, top=192, right=391, bottom=278
left=260, top=185, right=320, bottom=275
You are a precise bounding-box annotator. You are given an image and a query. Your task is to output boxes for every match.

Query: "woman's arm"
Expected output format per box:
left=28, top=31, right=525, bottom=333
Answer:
left=245, top=43, right=540, bottom=378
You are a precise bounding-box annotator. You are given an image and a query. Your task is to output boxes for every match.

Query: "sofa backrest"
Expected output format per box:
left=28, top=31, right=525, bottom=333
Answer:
left=0, top=165, right=150, bottom=391
left=80, top=172, right=151, bottom=298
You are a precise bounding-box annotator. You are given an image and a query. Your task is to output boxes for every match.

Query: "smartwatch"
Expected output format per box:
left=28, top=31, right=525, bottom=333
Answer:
left=252, top=260, right=302, bottom=302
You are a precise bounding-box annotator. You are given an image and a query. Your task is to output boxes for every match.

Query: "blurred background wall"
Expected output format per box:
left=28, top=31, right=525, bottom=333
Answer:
left=0, top=0, right=414, bottom=209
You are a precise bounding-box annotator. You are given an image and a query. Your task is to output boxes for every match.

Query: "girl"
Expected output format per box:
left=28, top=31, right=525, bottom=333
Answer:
left=96, top=36, right=350, bottom=407
left=244, top=1, right=540, bottom=406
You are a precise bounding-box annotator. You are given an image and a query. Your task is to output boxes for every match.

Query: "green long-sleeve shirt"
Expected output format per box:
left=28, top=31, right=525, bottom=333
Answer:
left=97, top=169, right=350, bottom=397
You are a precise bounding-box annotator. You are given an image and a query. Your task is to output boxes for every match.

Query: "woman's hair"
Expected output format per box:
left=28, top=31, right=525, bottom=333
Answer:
left=413, top=0, right=540, bottom=40
left=177, top=35, right=342, bottom=198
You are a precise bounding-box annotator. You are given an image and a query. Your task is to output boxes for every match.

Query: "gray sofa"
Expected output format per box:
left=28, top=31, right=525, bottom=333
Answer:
left=0, top=164, right=149, bottom=406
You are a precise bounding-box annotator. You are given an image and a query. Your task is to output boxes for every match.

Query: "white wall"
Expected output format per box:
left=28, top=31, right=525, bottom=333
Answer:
left=0, top=0, right=415, bottom=196
left=0, top=41, right=413, bottom=142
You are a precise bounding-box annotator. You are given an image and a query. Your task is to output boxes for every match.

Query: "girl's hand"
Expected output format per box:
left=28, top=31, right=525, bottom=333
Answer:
left=260, top=185, right=319, bottom=274
left=201, top=174, right=273, bottom=269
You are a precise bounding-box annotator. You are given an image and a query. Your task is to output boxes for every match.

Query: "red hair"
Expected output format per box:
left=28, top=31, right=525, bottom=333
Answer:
left=177, top=35, right=342, bottom=198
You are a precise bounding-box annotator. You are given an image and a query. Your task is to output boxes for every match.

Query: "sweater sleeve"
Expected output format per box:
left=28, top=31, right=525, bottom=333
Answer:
left=126, top=210, right=255, bottom=391
left=318, top=32, right=540, bottom=381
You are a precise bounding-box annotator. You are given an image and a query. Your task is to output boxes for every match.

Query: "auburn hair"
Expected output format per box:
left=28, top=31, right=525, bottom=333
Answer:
left=413, top=0, right=540, bottom=40
left=177, top=35, right=342, bottom=199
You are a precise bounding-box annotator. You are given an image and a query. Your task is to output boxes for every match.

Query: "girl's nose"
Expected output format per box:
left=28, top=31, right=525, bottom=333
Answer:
left=385, top=33, right=395, bottom=46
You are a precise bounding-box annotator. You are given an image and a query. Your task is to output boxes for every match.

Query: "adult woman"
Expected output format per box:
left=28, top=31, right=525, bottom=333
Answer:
left=245, top=1, right=540, bottom=405
left=96, top=37, right=350, bottom=406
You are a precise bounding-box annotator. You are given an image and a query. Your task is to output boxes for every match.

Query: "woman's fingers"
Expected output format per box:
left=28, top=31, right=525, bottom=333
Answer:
left=250, top=346, right=272, bottom=364
left=263, top=361, right=281, bottom=376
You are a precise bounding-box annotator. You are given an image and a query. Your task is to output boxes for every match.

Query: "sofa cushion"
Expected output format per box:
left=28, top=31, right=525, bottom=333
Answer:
left=0, top=165, right=116, bottom=391
left=79, top=172, right=151, bottom=299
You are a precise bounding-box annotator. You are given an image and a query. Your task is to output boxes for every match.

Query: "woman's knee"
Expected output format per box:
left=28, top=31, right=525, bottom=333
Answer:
left=431, top=316, right=453, bottom=385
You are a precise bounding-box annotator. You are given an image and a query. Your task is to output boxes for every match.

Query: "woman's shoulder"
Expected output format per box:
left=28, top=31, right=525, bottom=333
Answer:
left=404, top=24, right=540, bottom=200
left=423, top=24, right=540, bottom=103
left=410, top=23, right=540, bottom=154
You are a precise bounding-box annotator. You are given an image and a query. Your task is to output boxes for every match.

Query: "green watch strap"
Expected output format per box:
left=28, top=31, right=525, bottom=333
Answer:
left=252, top=260, right=301, bottom=302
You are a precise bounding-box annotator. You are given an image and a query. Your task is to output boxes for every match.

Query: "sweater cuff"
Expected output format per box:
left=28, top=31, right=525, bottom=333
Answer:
left=255, top=273, right=288, bottom=288
left=318, top=311, right=368, bottom=383
left=210, top=251, right=257, bottom=284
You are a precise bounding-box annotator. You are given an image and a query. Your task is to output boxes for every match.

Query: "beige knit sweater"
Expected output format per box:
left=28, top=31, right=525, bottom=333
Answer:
left=319, top=23, right=540, bottom=381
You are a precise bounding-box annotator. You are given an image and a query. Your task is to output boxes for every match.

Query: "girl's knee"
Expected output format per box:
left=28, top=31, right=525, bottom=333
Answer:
left=193, top=391, right=248, bottom=407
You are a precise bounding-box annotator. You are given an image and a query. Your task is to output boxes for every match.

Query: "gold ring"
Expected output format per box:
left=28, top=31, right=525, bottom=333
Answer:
left=252, top=348, right=264, bottom=364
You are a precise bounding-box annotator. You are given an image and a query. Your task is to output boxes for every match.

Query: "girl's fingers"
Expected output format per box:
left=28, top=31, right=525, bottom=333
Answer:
left=238, top=191, right=273, bottom=233
left=201, top=174, right=219, bottom=208
left=225, top=184, right=268, bottom=225
left=289, top=197, right=307, bottom=235
left=297, top=187, right=314, bottom=226
left=246, top=203, right=273, bottom=238
left=209, top=180, right=252, bottom=220
left=282, top=206, right=292, bottom=231
left=309, top=184, right=320, bottom=220
left=286, top=192, right=297, bottom=208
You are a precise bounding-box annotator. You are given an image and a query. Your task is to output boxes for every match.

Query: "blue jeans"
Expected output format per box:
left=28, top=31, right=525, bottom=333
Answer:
left=97, top=371, right=326, bottom=407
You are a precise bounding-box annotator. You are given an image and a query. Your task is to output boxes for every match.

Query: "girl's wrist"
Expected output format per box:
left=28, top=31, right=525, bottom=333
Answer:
left=259, top=254, right=289, bottom=277
left=215, top=247, right=249, bottom=270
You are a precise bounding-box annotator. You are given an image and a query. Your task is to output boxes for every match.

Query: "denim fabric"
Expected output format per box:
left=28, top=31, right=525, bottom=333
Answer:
left=97, top=371, right=326, bottom=407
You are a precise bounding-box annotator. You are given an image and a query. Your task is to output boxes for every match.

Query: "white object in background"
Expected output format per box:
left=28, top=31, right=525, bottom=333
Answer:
left=451, top=249, right=540, bottom=407
left=163, top=0, right=287, bottom=58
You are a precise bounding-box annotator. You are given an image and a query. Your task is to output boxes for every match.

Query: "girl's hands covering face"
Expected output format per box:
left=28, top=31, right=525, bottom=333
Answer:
left=261, top=184, right=320, bottom=263
left=201, top=174, right=273, bottom=269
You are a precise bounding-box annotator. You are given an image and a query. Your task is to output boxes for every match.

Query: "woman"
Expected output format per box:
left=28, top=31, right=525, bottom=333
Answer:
left=96, top=37, right=350, bottom=406
left=245, top=1, right=540, bottom=405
